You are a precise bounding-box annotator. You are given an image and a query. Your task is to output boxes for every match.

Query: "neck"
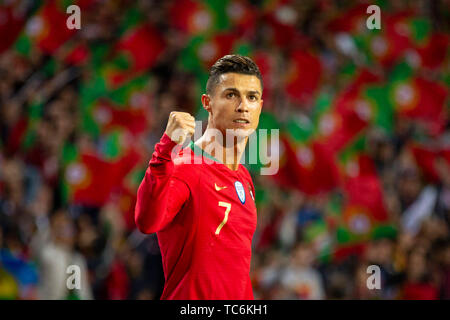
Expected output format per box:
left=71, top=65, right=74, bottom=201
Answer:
left=194, top=126, right=248, bottom=171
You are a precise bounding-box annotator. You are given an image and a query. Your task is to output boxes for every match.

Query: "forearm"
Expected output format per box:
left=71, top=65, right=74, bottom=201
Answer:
left=135, top=134, right=188, bottom=234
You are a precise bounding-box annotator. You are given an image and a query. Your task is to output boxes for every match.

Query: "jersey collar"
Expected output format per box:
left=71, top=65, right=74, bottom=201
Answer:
left=189, top=141, right=220, bottom=163
left=188, top=141, right=245, bottom=174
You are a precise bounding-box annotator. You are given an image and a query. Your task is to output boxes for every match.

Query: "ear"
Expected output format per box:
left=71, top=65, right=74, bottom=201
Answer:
left=201, top=94, right=212, bottom=112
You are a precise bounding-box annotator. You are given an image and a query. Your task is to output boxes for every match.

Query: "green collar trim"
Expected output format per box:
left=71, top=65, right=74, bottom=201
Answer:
left=189, top=141, right=220, bottom=163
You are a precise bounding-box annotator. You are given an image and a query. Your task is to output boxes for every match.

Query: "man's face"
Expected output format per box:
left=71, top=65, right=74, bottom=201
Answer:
left=202, top=72, right=263, bottom=137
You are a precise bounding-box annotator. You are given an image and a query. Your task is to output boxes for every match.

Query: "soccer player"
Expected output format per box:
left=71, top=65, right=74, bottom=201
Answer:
left=135, top=54, right=263, bottom=300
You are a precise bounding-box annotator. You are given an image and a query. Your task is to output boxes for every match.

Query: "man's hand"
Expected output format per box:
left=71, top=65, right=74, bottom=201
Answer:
left=164, top=111, right=196, bottom=145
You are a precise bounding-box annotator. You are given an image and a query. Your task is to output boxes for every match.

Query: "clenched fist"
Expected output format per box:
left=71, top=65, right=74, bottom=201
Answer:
left=165, top=111, right=196, bottom=145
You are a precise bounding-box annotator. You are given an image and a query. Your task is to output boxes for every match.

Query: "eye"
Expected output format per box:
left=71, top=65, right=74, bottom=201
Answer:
left=226, top=92, right=236, bottom=99
left=248, top=95, right=257, bottom=101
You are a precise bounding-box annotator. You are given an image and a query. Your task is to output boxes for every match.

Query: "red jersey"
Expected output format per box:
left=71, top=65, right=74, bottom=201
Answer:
left=135, top=133, right=257, bottom=300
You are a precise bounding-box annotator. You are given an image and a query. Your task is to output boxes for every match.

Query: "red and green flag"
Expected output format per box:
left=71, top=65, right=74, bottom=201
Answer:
left=251, top=50, right=277, bottom=110
left=407, top=32, right=449, bottom=70
left=62, top=149, right=120, bottom=207
left=61, top=41, right=91, bottom=66
left=333, top=153, right=396, bottom=261
left=180, top=31, right=239, bottom=73
left=262, top=0, right=306, bottom=48
left=309, top=76, right=374, bottom=156
left=273, top=132, right=339, bottom=195
left=410, top=143, right=450, bottom=184
left=354, top=10, right=434, bottom=68
left=284, top=49, right=323, bottom=106
left=80, top=75, right=152, bottom=139
left=270, top=133, right=302, bottom=190
left=170, top=0, right=257, bottom=37
left=169, top=0, right=222, bottom=36
left=326, top=3, right=369, bottom=36
left=15, top=0, right=77, bottom=56
left=313, top=104, right=369, bottom=156
left=410, top=143, right=442, bottom=184
left=334, top=69, right=394, bottom=134
left=101, top=23, right=165, bottom=88
left=61, top=144, right=140, bottom=207
left=388, top=63, right=448, bottom=137
left=225, top=0, right=257, bottom=36
left=338, top=175, right=390, bottom=243
left=328, top=134, right=397, bottom=261
left=86, top=98, right=149, bottom=138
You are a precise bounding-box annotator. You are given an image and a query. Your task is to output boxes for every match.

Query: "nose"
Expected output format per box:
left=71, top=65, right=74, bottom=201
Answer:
left=236, top=97, right=249, bottom=113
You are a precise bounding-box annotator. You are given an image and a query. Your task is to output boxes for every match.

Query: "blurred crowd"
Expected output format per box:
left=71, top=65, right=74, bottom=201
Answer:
left=0, top=0, right=449, bottom=300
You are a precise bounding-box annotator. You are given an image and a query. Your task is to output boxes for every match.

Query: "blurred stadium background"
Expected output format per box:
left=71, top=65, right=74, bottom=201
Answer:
left=0, top=0, right=449, bottom=300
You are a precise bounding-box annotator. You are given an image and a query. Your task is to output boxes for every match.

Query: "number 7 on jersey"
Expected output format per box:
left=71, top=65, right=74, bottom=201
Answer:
left=215, top=201, right=231, bottom=235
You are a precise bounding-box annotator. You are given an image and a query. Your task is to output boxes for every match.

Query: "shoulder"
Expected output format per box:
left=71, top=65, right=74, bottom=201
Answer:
left=171, top=146, right=203, bottom=185
left=239, top=164, right=254, bottom=182
left=239, top=164, right=251, bottom=176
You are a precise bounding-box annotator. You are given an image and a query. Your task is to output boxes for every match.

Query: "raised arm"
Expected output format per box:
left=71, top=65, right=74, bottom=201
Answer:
left=134, top=112, right=195, bottom=234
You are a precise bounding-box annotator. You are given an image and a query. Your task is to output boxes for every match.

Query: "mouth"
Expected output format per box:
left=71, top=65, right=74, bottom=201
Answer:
left=233, top=119, right=250, bottom=124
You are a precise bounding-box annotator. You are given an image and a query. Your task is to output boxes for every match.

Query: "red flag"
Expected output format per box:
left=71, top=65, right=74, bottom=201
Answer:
left=411, top=33, right=449, bottom=70
left=410, top=144, right=450, bottom=184
left=315, top=106, right=369, bottom=155
left=284, top=50, right=322, bottom=105
left=361, top=10, right=419, bottom=68
left=339, top=153, right=378, bottom=183
left=196, top=32, right=239, bottom=69
left=115, top=24, right=165, bottom=72
left=333, top=243, right=367, bottom=263
left=410, top=144, right=441, bottom=183
left=64, top=148, right=140, bottom=207
left=336, top=69, right=382, bottom=104
left=25, top=0, right=77, bottom=54
left=92, top=99, right=149, bottom=137
left=65, top=153, right=119, bottom=206
left=63, top=42, right=90, bottom=66
left=334, top=69, right=382, bottom=121
left=326, top=3, right=368, bottom=35
left=169, top=0, right=215, bottom=35
left=311, top=71, right=377, bottom=154
left=105, top=23, right=165, bottom=87
left=252, top=51, right=276, bottom=109
left=339, top=178, right=389, bottom=241
left=333, top=154, right=390, bottom=261
left=270, top=134, right=302, bottom=190
left=391, top=77, right=448, bottom=136
left=367, top=10, right=441, bottom=69
left=0, top=4, right=26, bottom=54
left=343, top=172, right=389, bottom=223
left=226, top=0, right=257, bottom=36
left=273, top=136, right=339, bottom=195
left=263, top=0, right=308, bottom=48
left=381, top=11, right=417, bottom=65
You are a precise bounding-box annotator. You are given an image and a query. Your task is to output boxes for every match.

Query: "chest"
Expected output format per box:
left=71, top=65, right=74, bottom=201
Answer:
left=192, top=166, right=257, bottom=243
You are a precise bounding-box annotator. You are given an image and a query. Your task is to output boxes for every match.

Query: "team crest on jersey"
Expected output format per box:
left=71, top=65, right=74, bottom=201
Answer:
left=234, top=181, right=246, bottom=204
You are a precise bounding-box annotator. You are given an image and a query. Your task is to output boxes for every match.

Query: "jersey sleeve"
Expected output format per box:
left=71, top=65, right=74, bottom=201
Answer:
left=134, top=133, right=190, bottom=234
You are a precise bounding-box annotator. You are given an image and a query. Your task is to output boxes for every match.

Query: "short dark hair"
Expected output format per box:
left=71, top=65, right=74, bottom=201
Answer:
left=206, top=54, right=263, bottom=95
